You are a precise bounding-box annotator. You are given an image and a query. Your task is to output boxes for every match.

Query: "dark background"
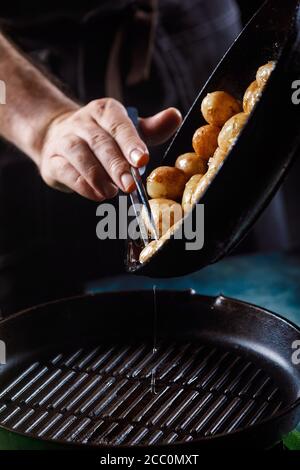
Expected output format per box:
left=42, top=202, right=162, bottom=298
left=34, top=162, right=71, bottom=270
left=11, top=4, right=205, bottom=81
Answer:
left=237, top=0, right=266, bottom=25
left=234, top=0, right=300, bottom=255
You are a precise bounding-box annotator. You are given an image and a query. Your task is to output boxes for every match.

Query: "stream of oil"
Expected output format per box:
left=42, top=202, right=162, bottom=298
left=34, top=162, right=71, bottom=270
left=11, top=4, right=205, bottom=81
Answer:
left=151, top=285, right=158, bottom=395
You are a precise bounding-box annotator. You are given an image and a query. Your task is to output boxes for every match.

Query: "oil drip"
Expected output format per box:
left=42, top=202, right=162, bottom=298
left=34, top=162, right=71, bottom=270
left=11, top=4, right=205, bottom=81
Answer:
left=151, top=285, right=158, bottom=395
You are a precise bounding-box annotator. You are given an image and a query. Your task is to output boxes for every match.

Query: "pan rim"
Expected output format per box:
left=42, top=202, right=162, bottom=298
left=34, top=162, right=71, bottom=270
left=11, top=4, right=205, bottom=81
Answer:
left=1, top=289, right=300, bottom=335
left=0, top=290, right=299, bottom=449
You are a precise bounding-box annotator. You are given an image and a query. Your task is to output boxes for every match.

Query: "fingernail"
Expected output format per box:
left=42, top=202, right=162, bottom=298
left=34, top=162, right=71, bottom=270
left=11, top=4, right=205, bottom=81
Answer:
left=121, top=172, right=135, bottom=192
left=130, top=148, right=149, bottom=166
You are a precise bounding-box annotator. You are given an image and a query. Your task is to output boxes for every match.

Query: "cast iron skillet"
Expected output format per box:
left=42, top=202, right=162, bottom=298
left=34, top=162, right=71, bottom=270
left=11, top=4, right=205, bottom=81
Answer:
left=0, top=290, right=299, bottom=451
left=126, top=0, right=300, bottom=278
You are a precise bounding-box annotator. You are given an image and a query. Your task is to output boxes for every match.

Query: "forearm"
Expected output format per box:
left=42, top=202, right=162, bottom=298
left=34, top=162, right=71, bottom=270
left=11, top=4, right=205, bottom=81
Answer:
left=0, top=33, right=78, bottom=164
left=0, top=33, right=181, bottom=202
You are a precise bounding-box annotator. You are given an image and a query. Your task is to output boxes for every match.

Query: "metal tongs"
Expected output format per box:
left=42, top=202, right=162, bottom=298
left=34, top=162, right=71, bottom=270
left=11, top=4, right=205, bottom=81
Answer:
left=127, top=107, right=159, bottom=246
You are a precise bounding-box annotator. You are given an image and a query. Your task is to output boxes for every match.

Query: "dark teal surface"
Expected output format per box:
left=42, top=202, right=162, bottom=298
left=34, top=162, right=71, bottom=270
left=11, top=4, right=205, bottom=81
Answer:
left=87, top=252, right=300, bottom=445
left=88, top=252, right=300, bottom=326
left=1, top=252, right=299, bottom=449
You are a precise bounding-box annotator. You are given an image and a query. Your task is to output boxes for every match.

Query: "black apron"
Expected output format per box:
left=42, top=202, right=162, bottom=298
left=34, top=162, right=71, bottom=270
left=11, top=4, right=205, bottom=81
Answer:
left=0, top=0, right=241, bottom=315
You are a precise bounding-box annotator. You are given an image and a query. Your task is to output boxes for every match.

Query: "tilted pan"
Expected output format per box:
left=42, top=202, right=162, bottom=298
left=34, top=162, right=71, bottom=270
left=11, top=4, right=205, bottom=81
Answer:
left=0, top=290, right=299, bottom=450
left=126, top=0, right=300, bottom=277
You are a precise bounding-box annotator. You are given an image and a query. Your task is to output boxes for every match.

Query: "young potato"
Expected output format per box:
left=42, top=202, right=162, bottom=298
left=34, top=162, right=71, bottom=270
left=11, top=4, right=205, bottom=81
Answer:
left=182, top=174, right=203, bottom=214
left=201, top=91, right=241, bottom=127
left=175, top=152, right=207, bottom=178
left=243, top=80, right=263, bottom=114
left=147, top=166, right=187, bottom=201
left=141, top=198, right=183, bottom=238
left=192, top=125, right=220, bottom=160
left=218, top=112, right=248, bottom=153
left=256, top=61, right=275, bottom=88
left=208, top=147, right=227, bottom=170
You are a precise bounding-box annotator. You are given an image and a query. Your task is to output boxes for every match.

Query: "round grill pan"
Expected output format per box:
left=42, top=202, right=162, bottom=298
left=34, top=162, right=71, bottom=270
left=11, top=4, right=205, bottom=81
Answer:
left=0, top=290, right=299, bottom=451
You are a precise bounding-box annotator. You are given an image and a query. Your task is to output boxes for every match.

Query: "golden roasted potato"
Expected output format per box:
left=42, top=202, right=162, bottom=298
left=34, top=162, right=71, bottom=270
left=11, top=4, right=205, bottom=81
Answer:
left=182, top=174, right=203, bottom=214
left=192, top=125, right=220, bottom=160
left=147, top=166, right=187, bottom=201
left=201, top=91, right=241, bottom=127
left=218, top=112, right=248, bottom=153
left=243, top=80, right=263, bottom=115
left=175, top=152, right=207, bottom=178
left=142, top=198, right=183, bottom=238
left=256, top=61, right=275, bottom=88
left=208, top=147, right=227, bottom=170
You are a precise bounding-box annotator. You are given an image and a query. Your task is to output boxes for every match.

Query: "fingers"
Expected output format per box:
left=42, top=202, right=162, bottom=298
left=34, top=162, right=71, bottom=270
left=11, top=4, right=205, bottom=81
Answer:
left=59, top=136, right=118, bottom=199
left=41, top=99, right=182, bottom=202
left=89, top=98, right=149, bottom=168
left=139, top=107, right=182, bottom=146
left=80, top=123, right=136, bottom=193
left=41, top=155, right=117, bottom=202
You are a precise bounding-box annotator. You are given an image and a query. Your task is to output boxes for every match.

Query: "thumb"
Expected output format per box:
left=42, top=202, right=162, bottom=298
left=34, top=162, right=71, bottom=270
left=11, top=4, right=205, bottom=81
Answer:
left=139, top=107, right=182, bottom=146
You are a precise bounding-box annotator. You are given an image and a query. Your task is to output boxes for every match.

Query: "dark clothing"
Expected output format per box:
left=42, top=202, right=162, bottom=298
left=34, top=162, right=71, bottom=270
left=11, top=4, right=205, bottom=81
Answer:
left=0, top=0, right=241, bottom=315
left=0, top=0, right=242, bottom=109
